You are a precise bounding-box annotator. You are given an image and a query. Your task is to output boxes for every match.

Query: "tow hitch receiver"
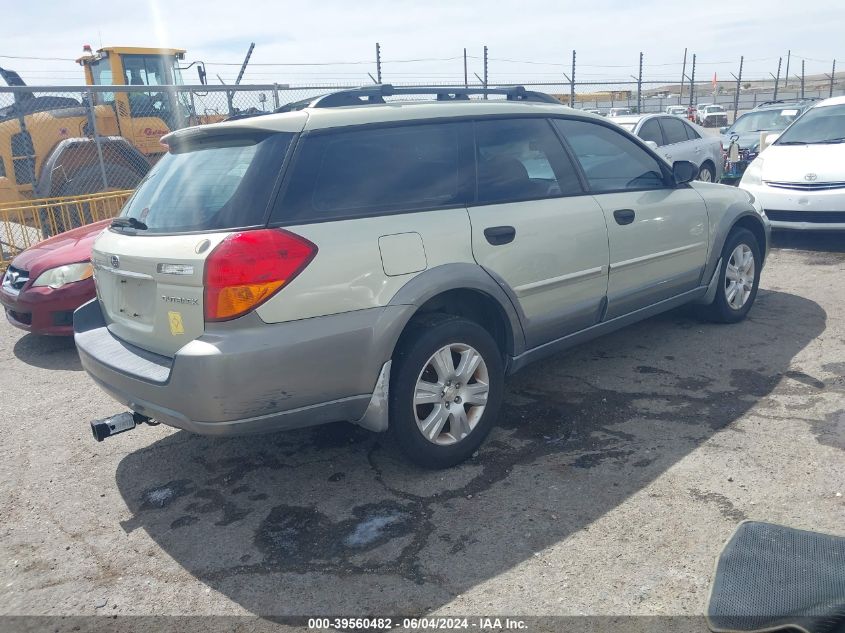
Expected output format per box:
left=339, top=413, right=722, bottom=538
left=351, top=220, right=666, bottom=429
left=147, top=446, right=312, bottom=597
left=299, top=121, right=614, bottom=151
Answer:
left=90, top=412, right=152, bottom=442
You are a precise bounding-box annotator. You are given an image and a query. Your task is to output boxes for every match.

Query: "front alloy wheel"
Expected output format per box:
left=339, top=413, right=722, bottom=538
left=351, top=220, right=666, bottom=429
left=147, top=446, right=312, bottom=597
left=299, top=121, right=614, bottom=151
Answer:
left=697, top=227, right=761, bottom=323
left=725, top=243, right=755, bottom=310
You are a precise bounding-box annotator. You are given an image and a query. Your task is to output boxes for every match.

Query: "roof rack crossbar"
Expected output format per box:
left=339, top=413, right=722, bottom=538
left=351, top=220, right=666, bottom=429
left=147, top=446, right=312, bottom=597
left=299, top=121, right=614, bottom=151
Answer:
left=302, top=84, right=561, bottom=109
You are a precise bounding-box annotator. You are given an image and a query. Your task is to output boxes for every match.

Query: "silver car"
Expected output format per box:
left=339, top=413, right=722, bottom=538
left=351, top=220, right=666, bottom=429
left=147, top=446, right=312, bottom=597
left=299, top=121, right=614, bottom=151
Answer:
left=613, top=114, right=723, bottom=182
left=75, top=85, right=769, bottom=468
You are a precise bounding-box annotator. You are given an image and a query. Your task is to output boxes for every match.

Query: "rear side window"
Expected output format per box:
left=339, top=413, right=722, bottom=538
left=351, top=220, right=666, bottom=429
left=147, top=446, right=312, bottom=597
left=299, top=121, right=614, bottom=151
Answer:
left=275, top=122, right=472, bottom=222
left=554, top=118, right=669, bottom=192
left=660, top=116, right=690, bottom=145
left=119, top=131, right=292, bottom=233
left=474, top=118, right=582, bottom=204
left=685, top=122, right=701, bottom=140
left=638, top=119, right=663, bottom=145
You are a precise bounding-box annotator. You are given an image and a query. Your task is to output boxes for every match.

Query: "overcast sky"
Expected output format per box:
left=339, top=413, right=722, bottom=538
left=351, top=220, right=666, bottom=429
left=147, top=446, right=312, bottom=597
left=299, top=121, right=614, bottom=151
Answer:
left=2, top=0, right=843, bottom=87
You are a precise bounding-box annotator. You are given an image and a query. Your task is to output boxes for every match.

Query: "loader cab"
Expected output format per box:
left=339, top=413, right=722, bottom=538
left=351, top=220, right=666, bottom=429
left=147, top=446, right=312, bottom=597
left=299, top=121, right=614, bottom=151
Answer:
left=78, top=46, right=188, bottom=154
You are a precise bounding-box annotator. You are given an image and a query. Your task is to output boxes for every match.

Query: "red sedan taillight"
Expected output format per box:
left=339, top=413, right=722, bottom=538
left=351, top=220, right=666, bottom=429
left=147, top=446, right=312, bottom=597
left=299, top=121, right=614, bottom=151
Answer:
left=204, top=229, right=317, bottom=322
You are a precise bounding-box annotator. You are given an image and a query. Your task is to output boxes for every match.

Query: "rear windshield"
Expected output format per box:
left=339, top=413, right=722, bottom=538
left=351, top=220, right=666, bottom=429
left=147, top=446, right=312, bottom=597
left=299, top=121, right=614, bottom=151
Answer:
left=117, top=131, right=293, bottom=233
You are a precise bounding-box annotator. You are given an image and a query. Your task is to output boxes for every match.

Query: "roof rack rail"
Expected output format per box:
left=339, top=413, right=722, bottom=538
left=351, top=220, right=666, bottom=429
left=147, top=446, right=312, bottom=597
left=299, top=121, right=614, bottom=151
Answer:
left=274, top=84, right=561, bottom=112
left=756, top=96, right=821, bottom=107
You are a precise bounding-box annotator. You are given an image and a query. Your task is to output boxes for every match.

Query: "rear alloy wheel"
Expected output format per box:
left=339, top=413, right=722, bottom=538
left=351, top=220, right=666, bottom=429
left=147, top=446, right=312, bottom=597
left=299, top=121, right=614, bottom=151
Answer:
left=390, top=315, right=503, bottom=468
left=698, top=164, right=714, bottom=182
left=413, top=343, right=490, bottom=445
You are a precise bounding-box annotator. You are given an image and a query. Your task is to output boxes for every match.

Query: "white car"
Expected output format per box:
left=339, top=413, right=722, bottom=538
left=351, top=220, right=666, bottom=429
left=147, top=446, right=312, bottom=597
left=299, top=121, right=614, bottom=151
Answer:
left=609, top=107, right=632, bottom=117
left=612, top=114, right=723, bottom=182
left=740, top=96, right=845, bottom=230
left=696, top=104, right=729, bottom=127
left=665, top=105, right=687, bottom=117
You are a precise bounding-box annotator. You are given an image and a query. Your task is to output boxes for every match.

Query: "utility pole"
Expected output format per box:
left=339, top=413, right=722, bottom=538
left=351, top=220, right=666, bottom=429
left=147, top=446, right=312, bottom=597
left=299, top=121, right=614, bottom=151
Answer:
left=784, top=50, right=791, bottom=88
left=637, top=52, right=643, bottom=113
left=732, top=56, right=743, bottom=122
left=483, top=45, right=488, bottom=99
left=830, top=59, right=837, bottom=98
left=689, top=53, right=696, bottom=108
left=234, top=42, right=255, bottom=86
left=679, top=48, right=687, bottom=105
left=772, top=57, right=782, bottom=101
left=463, top=48, right=468, bottom=88
left=375, top=42, right=382, bottom=84
left=801, top=59, right=805, bottom=98
left=570, top=49, right=576, bottom=108
left=226, top=42, right=255, bottom=115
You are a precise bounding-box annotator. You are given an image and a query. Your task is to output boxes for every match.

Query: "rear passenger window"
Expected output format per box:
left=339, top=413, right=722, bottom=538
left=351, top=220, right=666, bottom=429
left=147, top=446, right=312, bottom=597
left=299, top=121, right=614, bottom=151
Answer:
left=661, top=116, right=691, bottom=145
left=685, top=122, right=701, bottom=140
left=474, top=118, right=582, bottom=204
left=638, top=119, right=663, bottom=145
left=274, top=122, right=471, bottom=222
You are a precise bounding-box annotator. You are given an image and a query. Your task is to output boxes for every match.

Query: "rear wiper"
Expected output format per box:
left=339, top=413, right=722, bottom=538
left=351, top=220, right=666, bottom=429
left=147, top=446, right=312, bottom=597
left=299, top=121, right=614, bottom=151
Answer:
left=111, top=216, right=148, bottom=230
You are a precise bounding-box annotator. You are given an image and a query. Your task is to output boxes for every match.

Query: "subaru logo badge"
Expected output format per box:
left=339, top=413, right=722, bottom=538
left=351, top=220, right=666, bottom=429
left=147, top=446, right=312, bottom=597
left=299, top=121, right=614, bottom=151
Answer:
left=804, top=173, right=818, bottom=182
left=110, top=255, right=120, bottom=269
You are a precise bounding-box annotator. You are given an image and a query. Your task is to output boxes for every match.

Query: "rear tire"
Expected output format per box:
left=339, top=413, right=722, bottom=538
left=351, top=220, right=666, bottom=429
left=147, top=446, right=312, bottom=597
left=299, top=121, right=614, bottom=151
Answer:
left=389, top=314, right=503, bottom=469
left=698, top=162, right=714, bottom=182
left=698, top=228, right=761, bottom=323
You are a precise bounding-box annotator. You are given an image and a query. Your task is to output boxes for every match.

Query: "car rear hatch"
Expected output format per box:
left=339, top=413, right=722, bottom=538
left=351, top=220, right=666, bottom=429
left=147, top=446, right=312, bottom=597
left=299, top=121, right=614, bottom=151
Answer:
left=91, top=117, right=303, bottom=357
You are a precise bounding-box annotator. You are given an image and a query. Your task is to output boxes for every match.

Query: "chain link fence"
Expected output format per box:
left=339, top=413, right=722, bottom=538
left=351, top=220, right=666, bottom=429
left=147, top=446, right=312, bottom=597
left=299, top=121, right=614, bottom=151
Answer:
left=1, top=79, right=844, bottom=268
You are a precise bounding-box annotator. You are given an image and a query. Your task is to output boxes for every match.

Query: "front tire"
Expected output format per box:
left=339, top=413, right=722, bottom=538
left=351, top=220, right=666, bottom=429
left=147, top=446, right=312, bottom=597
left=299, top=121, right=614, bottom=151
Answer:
left=699, top=228, right=761, bottom=323
left=389, top=315, right=504, bottom=469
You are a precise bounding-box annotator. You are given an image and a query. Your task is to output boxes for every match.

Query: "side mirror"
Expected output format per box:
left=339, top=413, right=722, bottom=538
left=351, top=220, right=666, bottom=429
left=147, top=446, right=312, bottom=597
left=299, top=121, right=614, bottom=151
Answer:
left=673, top=160, right=698, bottom=185
left=644, top=140, right=659, bottom=150
left=719, top=126, right=728, bottom=134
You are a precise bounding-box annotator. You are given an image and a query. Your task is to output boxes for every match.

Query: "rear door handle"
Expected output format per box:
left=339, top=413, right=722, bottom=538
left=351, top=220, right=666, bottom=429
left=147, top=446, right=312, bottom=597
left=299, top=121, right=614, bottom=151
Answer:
left=484, top=225, right=516, bottom=245
left=613, top=209, right=636, bottom=225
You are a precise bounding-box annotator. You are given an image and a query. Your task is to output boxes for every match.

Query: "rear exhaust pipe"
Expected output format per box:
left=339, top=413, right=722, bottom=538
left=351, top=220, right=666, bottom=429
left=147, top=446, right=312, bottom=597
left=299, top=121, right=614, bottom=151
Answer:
left=90, top=412, right=152, bottom=442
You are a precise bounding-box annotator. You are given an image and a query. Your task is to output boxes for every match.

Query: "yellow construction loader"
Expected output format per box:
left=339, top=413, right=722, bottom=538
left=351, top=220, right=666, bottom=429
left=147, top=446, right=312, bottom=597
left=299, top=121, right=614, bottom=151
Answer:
left=0, top=46, right=220, bottom=205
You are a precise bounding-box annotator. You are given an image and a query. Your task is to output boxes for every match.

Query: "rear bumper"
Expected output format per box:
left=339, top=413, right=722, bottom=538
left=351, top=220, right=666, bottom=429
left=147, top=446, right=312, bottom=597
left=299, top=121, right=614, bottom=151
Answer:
left=74, top=299, right=411, bottom=435
left=1, top=278, right=94, bottom=335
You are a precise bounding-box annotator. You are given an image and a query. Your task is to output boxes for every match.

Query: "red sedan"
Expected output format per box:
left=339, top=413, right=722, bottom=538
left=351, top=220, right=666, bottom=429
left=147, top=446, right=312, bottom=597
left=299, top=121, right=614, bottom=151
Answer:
left=1, top=219, right=109, bottom=336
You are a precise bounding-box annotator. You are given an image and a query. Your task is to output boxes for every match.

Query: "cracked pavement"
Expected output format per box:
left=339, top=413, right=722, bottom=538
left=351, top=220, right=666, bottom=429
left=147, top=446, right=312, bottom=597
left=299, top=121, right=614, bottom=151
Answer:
left=1, top=233, right=844, bottom=624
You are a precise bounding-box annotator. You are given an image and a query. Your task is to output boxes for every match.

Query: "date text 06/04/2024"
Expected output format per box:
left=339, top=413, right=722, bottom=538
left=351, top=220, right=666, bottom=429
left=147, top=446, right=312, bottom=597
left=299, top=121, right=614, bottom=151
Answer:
left=307, top=617, right=528, bottom=630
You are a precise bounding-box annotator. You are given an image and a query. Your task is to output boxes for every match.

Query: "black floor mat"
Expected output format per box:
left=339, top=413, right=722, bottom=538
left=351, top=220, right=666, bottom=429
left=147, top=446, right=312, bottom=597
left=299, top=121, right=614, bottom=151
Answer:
left=707, top=521, right=845, bottom=633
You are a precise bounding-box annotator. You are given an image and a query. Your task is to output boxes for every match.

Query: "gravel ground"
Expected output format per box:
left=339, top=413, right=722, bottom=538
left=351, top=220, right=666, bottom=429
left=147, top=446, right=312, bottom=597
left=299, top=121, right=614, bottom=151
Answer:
left=0, top=233, right=843, bottom=630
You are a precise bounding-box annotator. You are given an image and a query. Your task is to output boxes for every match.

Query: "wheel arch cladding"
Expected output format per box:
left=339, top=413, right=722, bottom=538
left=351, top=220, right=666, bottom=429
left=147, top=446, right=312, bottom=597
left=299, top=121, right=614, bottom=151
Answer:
left=731, top=215, right=767, bottom=258
left=705, top=207, right=768, bottom=283
left=386, top=263, right=526, bottom=362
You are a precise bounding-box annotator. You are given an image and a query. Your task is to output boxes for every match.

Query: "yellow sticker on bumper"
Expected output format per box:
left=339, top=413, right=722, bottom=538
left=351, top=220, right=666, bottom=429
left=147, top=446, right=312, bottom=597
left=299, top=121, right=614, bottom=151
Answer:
left=168, top=311, right=185, bottom=335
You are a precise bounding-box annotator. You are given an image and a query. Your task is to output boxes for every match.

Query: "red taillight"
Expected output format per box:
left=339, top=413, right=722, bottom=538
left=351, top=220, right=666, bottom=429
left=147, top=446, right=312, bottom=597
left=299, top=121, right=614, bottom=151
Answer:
left=204, top=229, right=317, bottom=322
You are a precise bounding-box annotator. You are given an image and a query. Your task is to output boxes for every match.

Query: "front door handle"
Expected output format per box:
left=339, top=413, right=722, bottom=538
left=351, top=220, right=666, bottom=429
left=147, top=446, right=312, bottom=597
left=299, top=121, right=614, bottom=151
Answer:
left=613, top=209, right=636, bottom=225
left=484, top=225, right=516, bottom=245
